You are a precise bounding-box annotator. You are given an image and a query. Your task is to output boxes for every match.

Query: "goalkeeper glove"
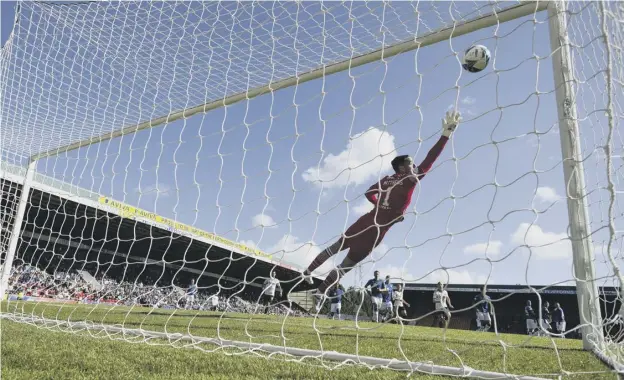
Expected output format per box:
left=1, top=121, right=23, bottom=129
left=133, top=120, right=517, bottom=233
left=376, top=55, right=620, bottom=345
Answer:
left=442, top=110, right=462, bottom=138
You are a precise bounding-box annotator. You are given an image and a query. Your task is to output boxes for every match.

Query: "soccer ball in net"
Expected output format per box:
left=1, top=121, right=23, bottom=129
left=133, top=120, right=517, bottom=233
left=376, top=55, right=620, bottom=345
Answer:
left=461, top=45, right=491, bottom=73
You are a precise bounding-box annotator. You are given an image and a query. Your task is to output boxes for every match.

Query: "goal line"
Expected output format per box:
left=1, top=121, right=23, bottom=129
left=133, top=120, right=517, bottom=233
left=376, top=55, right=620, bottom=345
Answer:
left=0, top=312, right=549, bottom=380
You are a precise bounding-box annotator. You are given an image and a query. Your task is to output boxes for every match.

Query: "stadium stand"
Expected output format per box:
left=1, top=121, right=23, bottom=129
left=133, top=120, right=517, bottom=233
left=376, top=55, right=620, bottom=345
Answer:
left=1, top=161, right=319, bottom=313
left=404, top=283, right=621, bottom=337
left=3, top=161, right=621, bottom=337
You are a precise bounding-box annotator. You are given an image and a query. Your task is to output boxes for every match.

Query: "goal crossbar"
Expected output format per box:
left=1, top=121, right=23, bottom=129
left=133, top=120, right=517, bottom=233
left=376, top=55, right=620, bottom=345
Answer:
left=1, top=313, right=550, bottom=380
left=29, top=1, right=548, bottom=162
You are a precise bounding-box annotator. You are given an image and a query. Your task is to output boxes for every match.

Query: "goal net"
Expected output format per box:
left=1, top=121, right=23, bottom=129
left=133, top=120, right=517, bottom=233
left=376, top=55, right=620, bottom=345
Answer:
left=0, top=1, right=622, bottom=378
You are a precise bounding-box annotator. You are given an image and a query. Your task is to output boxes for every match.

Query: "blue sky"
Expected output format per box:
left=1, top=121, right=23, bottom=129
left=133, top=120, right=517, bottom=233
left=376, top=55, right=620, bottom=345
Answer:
left=1, top=1, right=621, bottom=289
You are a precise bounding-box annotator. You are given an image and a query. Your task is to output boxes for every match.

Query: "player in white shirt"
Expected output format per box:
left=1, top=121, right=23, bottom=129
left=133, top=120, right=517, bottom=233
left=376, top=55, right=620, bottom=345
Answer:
left=432, top=282, right=453, bottom=328
left=392, top=284, right=410, bottom=322
left=261, top=271, right=282, bottom=314
left=206, top=294, right=219, bottom=311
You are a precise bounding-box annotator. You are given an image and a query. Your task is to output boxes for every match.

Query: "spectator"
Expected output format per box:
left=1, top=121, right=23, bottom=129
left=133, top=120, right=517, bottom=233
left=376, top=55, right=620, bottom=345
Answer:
left=5, top=263, right=308, bottom=317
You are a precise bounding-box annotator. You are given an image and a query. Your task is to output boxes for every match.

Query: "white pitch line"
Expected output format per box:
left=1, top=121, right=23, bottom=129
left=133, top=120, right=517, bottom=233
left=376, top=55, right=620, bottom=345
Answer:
left=1, top=313, right=550, bottom=380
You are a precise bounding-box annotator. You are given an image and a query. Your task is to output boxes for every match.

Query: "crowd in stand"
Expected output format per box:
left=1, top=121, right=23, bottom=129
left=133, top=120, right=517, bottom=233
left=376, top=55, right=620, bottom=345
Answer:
left=5, top=261, right=305, bottom=317
left=9, top=260, right=612, bottom=340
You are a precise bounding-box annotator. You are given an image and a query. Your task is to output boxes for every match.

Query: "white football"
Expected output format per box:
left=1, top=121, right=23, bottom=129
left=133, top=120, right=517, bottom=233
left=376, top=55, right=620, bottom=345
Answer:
left=462, top=45, right=491, bottom=73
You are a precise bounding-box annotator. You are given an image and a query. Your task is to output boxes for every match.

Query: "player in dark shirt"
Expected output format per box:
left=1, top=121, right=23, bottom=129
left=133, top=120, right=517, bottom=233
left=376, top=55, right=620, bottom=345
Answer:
left=303, top=110, right=462, bottom=308
left=552, top=302, right=566, bottom=336
left=328, top=285, right=344, bottom=320
left=540, top=301, right=552, bottom=336
left=525, top=300, right=537, bottom=335
left=365, top=271, right=386, bottom=322
left=473, top=287, right=492, bottom=331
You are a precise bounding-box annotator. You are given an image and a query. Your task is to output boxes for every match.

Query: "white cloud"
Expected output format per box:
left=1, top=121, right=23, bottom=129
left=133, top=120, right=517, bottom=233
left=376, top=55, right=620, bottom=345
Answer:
left=351, top=198, right=374, bottom=216
left=371, top=242, right=390, bottom=260
left=461, top=96, right=476, bottom=105
left=134, top=182, right=172, bottom=198
left=262, top=235, right=392, bottom=278
left=251, top=214, right=277, bottom=229
left=302, top=127, right=396, bottom=189
left=463, top=241, right=503, bottom=256
left=239, top=239, right=258, bottom=252
left=447, top=102, right=477, bottom=117
left=510, top=223, right=572, bottom=260
left=266, top=235, right=334, bottom=275
left=535, top=187, right=563, bottom=203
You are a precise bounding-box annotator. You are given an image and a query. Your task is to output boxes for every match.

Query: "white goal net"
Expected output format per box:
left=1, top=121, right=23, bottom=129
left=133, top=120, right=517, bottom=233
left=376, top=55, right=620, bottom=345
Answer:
left=0, top=1, right=623, bottom=378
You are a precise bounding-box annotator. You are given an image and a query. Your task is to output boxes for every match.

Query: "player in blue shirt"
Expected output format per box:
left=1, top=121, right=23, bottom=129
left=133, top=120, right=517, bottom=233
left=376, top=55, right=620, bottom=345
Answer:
left=382, top=275, right=394, bottom=322
left=365, top=270, right=386, bottom=322
left=328, top=285, right=344, bottom=320
left=185, top=279, right=198, bottom=310
left=473, top=286, right=492, bottom=331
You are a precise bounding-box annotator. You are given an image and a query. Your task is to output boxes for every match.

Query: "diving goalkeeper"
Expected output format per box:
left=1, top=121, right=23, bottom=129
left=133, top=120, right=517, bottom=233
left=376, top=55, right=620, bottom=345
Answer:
left=303, top=110, right=462, bottom=309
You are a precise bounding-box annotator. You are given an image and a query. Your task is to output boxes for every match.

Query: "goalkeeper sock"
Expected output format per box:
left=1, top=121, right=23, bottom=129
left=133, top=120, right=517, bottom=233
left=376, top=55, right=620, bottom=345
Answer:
left=317, top=269, right=339, bottom=295
left=307, top=247, right=336, bottom=273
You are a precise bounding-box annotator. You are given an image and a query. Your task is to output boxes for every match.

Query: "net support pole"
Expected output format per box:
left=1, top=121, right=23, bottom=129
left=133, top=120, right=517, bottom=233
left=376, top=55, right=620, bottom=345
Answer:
left=0, top=160, right=36, bottom=299
left=547, top=0, right=604, bottom=351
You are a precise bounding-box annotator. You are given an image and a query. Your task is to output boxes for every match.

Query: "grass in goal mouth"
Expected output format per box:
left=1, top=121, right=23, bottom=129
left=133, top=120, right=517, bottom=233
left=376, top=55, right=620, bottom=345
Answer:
left=1, top=301, right=615, bottom=380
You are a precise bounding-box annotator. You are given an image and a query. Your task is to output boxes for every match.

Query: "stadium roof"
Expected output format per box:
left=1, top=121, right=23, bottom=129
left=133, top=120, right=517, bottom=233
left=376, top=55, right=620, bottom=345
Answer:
left=1, top=161, right=320, bottom=291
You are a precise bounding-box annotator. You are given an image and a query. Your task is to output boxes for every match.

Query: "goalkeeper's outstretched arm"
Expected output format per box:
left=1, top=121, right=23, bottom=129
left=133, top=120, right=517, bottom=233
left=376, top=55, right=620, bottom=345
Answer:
left=408, top=110, right=462, bottom=183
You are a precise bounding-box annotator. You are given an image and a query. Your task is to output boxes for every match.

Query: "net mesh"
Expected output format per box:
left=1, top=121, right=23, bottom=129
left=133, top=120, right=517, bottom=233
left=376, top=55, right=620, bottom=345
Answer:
left=0, top=1, right=623, bottom=378
left=571, top=0, right=624, bottom=367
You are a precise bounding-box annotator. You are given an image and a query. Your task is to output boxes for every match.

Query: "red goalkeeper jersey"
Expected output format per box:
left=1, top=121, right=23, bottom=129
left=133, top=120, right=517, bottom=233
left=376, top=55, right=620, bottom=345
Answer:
left=364, top=136, right=449, bottom=222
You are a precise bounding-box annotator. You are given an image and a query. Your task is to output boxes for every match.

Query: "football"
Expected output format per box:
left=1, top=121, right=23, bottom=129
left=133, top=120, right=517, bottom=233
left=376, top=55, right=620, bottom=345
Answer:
left=462, top=45, right=491, bottom=73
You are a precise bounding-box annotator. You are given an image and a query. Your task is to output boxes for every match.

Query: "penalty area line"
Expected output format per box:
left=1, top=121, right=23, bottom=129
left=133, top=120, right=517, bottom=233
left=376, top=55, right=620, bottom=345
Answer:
left=1, top=312, right=549, bottom=380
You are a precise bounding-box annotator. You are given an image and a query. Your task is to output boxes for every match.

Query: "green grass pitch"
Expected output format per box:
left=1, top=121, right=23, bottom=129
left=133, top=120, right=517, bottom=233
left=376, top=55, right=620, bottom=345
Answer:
left=0, top=301, right=617, bottom=379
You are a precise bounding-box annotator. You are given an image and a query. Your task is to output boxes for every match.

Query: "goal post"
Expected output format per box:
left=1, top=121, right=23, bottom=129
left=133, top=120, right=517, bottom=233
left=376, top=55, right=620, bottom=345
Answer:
left=0, top=161, right=35, bottom=299
left=547, top=0, right=604, bottom=351
left=0, top=1, right=623, bottom=378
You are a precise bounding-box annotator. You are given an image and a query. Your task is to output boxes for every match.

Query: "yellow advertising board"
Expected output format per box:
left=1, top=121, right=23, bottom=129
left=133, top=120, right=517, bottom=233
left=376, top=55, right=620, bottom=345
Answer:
left=98, top=196, right=270, bottom=260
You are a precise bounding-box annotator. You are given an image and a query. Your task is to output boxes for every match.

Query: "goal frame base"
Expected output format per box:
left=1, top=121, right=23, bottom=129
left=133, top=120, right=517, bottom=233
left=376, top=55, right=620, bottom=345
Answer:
left=1, top=312, right=550, bottom=380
